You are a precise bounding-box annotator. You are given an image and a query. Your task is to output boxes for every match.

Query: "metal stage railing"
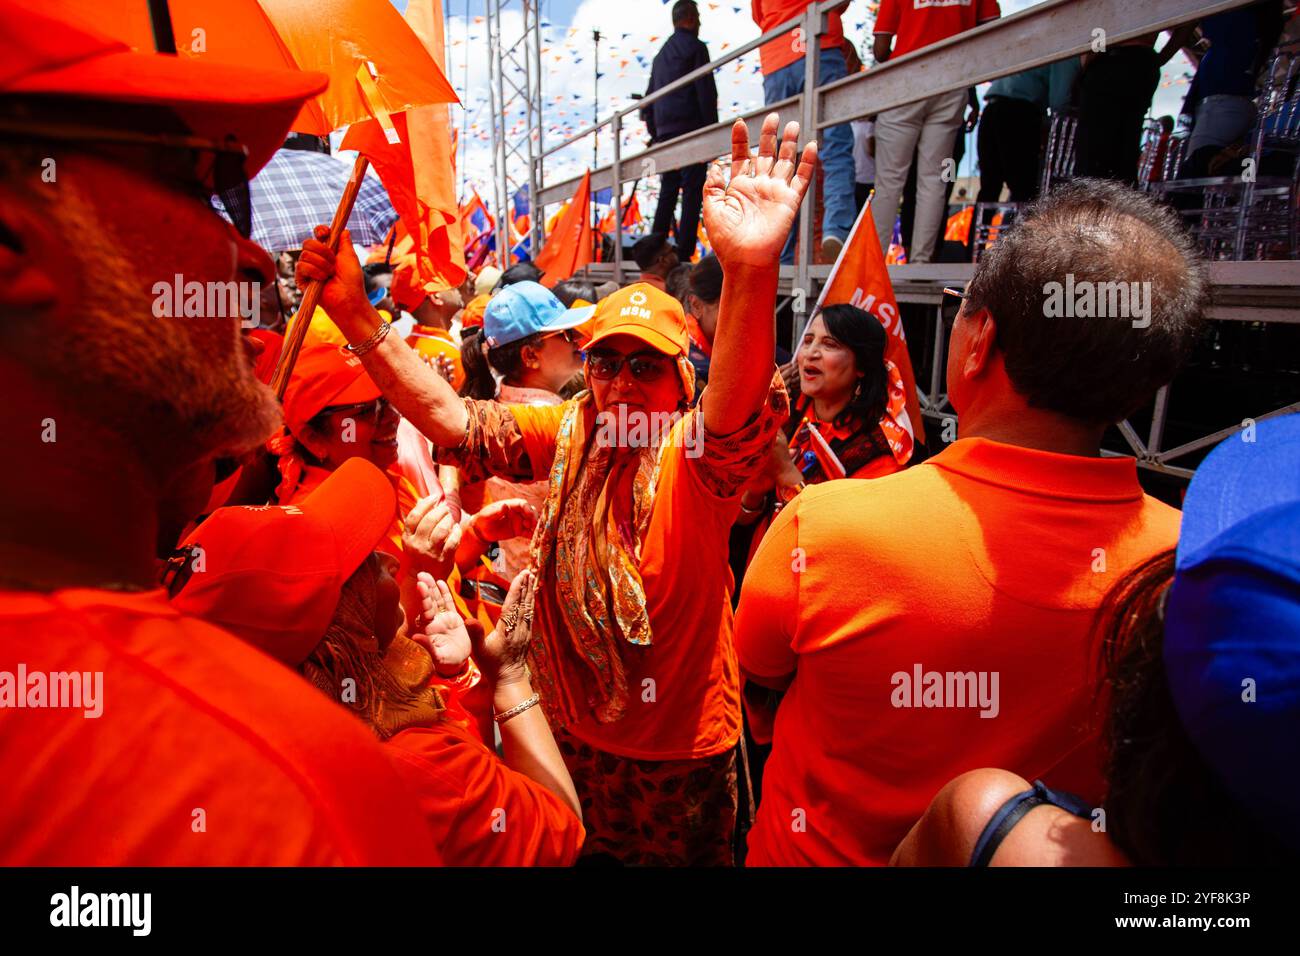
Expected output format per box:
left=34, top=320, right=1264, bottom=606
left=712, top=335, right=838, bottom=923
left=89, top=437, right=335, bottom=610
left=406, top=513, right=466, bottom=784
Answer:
left=518, top=0, right=1298, bottom=481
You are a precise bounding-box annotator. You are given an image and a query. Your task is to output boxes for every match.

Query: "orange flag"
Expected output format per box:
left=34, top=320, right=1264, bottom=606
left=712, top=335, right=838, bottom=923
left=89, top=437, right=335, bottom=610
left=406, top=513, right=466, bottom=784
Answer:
left=45, top=0, right=457, bottom=176
left=812, top=199, right=926, bottom=464
left=944, top=205, right=973, bottom=243
left=338, top=0, right=465, bottom=293
left=534, top=170, right=594, bottom=288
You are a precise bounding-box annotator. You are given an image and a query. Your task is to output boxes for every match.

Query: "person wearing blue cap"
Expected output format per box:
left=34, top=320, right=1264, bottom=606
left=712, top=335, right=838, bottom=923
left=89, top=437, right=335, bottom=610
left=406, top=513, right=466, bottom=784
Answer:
left=455, top=282, right=591, bottom=580
left=478, top=281, right=594, bottom=351
left=893, top=413, right=1300, bottom=866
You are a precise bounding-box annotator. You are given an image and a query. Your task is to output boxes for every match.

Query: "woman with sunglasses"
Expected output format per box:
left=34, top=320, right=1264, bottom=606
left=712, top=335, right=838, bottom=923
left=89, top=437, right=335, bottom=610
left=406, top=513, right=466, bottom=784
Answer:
left=297, top=115, right=819, bottom=866
left=268, top=341, right=480, bottom=696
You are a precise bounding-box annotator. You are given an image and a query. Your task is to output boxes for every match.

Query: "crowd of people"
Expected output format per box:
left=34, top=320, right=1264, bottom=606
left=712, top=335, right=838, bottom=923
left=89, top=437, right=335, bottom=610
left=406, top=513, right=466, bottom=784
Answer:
left=1, top=1, right=1296, bottom=871
left=643, top=1, right=1296, bottom=265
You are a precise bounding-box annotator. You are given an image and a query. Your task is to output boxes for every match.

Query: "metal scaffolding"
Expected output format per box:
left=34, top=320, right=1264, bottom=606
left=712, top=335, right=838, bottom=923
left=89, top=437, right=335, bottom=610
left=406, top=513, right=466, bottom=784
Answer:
left=485, top=0, right=545, bottom=259
left=521, top=0, right=1298, bottom=481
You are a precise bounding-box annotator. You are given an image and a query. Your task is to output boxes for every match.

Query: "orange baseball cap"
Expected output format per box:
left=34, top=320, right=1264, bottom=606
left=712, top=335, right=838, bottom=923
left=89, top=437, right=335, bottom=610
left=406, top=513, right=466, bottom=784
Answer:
left=281, top=342, right=382, bottom=438
left=0, top=1, right=328, bottom=180
left=171, top=457, right=397, bottom=668
left=587, top=282, right=690, bottom=357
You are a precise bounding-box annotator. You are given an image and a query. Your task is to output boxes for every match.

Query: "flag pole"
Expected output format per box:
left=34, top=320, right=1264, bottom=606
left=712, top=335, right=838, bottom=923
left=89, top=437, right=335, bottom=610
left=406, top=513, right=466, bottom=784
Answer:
left=269, top=154, right=371, bottom=399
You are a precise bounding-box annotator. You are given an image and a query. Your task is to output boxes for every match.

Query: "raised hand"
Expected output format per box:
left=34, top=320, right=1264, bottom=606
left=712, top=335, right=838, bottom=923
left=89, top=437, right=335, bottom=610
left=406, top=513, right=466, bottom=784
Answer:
left=402, top=496, right=462, bottom=582
left=295, top=225, right=370, bottom=320
left=409, top=572, right=472, bottom=674
left=471, top=568, right=535, bottom=687
left=701, top=114, right=818, bottom=269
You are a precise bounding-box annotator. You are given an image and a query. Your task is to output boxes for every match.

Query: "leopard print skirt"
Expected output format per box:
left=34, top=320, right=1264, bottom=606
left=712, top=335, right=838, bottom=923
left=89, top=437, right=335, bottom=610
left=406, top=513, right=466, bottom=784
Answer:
left=555, top=731, right=738, bottom=866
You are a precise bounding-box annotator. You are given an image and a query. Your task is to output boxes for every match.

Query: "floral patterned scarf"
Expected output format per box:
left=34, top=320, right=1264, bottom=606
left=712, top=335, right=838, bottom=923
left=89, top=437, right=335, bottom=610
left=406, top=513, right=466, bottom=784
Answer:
left=527, top=359, right=696, bottom=729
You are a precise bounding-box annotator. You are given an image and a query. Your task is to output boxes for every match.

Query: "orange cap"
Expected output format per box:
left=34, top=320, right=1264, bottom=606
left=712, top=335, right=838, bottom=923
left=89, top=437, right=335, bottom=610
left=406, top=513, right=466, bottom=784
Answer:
left=460, top=293, right=490, bottom=331
left=170, top=458, right=397, bottom=668
left=587, top=283, right=690, bottom=357
left=281, top=342, right=382, bottom=438
left=0, top=2, right=328, bottom=180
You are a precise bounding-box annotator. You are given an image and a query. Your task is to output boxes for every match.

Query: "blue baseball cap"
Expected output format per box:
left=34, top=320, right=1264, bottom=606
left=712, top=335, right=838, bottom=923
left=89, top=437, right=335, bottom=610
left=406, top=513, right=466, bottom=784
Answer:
left=1165, top=413, right=1300, bottom=851
left=482, top=280, right=595, bottom=348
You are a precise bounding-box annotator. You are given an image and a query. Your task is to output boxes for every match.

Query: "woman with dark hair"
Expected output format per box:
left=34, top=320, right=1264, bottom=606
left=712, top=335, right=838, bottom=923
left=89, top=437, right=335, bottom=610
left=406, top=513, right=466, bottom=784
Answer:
left=738, top=303, right=899, bottom=531
left=550, top=277, right=597, bottom=308
left=683, top=254, right=722, bottom=396
left=892, top=414, right=1300, bottom=866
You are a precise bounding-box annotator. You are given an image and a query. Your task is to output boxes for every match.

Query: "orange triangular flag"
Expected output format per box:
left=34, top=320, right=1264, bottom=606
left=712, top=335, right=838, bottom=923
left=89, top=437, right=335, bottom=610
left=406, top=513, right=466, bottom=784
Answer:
left=534, top=170, right=593, bottom=288
left=339, top=0, right=464, bottom=293
left=812, top=198, right=926, bottom=463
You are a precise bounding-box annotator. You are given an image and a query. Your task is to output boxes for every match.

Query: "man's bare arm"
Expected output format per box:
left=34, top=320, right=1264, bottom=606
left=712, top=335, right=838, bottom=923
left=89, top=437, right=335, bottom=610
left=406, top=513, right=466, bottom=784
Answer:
left=700, top=116, right=816, bottom=437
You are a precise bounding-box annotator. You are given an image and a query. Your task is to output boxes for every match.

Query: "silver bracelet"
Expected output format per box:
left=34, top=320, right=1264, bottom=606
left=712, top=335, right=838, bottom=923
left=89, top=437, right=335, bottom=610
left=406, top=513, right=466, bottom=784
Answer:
left=347, top=321, right=391, bottom=357
left=493, top=692, right=540, bottom=725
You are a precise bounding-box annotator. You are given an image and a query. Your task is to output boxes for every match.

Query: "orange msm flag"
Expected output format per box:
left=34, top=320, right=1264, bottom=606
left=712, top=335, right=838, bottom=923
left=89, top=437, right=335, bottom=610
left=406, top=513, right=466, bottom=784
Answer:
left=338, top=0, right=465, bottom=292
left=534, top=170, right=594, bottom=288
left=812, top=198, right=926, bottom=464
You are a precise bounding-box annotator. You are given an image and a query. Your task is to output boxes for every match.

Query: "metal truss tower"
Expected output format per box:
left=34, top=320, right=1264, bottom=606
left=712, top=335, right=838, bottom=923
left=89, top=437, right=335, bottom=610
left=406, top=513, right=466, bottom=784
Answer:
left=485, top=0, right=544, bottom=259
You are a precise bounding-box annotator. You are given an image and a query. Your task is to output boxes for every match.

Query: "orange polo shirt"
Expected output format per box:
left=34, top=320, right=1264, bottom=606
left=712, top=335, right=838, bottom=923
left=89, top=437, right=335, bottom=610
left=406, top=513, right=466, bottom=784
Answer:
left=385, top=721, right=584, bottom=865
left=735, top=438, right=1181, bottom=866
left=0, top=589, right=440, bottom=865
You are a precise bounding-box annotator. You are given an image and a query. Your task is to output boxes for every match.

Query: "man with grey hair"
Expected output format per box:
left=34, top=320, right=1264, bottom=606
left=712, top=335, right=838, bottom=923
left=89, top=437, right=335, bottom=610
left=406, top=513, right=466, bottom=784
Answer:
left=736, top=178, right=1209, bottom=866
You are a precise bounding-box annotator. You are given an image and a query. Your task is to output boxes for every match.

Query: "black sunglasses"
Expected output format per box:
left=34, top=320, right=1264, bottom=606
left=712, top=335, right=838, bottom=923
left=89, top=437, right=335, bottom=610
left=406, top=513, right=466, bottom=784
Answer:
left=586, top=348, right=673, bottom=382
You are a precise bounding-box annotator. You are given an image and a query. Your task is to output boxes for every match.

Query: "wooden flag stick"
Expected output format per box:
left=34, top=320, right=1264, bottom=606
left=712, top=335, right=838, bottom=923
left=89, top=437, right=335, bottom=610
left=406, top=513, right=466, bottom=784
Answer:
left=270, top=154, right=371, bottom=400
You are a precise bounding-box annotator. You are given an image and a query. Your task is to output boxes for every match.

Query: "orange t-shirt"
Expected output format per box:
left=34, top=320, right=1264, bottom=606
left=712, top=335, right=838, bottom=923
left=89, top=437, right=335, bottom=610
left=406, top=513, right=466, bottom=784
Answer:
left=0, top=589, right=440, bottom=865
left=735, top=438, right=1181, bottom=866
left=875, top=0, right=1001, bottom=60
left=384, top=722, right=584, bottom=865
left=442, top=381, right=786, bottom=760
left=752, top=0, right=845, bottom=76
